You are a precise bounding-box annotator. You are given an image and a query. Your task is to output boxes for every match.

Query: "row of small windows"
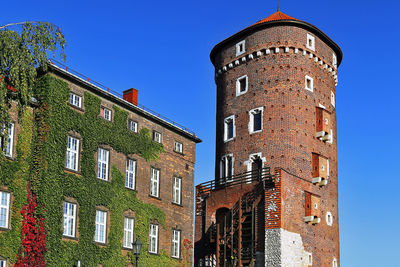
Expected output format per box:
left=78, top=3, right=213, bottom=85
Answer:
left=223, top=107, right=264, bottom=142
left=66, top=136, right=182, bottom=204
left=235, top=33, right=338, bottom=69
left=68, top=92, right=184, bottom=153
left=1, top=193, right=181, bottom=258
left=235, top=75, right=335, bottom=108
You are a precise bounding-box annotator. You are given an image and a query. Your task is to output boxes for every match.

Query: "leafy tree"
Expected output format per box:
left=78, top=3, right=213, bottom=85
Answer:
left=0, top=21, right=66, bottom=123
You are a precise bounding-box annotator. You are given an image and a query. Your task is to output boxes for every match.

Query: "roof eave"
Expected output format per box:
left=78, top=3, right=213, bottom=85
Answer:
left=210, top=19, right=343, bottom=67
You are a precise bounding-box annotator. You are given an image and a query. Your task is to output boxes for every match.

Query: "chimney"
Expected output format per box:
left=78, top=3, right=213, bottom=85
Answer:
left=123, top=88, right=138, bottom=105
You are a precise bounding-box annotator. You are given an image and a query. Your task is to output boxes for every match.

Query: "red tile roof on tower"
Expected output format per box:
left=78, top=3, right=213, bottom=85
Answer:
left=252, top=11, right=298, bottom=26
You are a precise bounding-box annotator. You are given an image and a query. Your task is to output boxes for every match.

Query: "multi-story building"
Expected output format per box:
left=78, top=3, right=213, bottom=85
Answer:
left=0, top=60, right=201, bottom=266
left=195, top=11, right=342, bottom=266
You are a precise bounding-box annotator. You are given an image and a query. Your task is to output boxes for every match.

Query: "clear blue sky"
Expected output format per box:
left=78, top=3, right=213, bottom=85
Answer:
left=5, top=0, right=400, bottom=266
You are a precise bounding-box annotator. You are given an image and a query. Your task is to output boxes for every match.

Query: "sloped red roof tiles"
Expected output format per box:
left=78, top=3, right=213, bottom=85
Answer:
left=252, top=11, right=298, bottom=26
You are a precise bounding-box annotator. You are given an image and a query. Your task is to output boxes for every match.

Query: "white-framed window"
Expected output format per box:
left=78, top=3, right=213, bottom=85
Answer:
left=69, top=93, right=82, bottom=108
left=97, top=148, right=109, bottom=181
left=1, top=123, right=14, bottom=157
left=94, top=210, right=107, bottom=243
left=174, top=141, right=183, bottom=153
left=249, top=107, right=263, bottom=134
left=101, top=107, right=112, bottom=121
left=128, top=120, right=138, bottom=133
left=150, top=168, right=160, bottom=198
left=236, top=40, right=246, bottom=56
left=220, top=154, right=234, bottom=181
left=305, top=75, right=314, bottom=92
left=333, top=258, right=338, bottom=267
left=153, top=131, right=162, bottom=143
left=223, top=115, right=235, bottom=142
left=66, top=136, right=79, bottom=171
left=125, top=159, right=136, bottom=190
left=331, top=91, right=335, bottom=107
left=63, top=202, right=77, bottom=238
left=236, top=75, right=248, bottom=96
left=172, top=177, right=182, bottom=205
left=306, top=33, right=315, bottom=51
left=149, top=224, right=159, bottom=254
left=306, top=252, right=312, bottom=266
left=171, top=229, right=181, bottom=259
left=0, top=191, right=10, bottom=229
left=123, top=217, right=135, bottom=249
left=326, top=211, right=333, bottom=226
left=0, top=259, right=6, bottom=267
left=333, top=53, right=337, bottom=69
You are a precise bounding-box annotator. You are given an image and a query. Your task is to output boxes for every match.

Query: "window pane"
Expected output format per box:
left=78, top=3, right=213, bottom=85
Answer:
left=239, top=78, right=246, bottom=92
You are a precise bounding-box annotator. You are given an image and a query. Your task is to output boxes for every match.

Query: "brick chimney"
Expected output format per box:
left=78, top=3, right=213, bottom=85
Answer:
left=123, top=88, right=138, bottom=105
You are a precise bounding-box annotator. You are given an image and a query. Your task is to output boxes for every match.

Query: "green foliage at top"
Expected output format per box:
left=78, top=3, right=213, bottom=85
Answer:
left=0, top=21, right=66, bottom=124
left=28, top=74, right=181, bottom=266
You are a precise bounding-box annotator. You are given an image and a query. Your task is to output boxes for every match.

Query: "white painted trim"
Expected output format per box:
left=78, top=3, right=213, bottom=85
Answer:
left=306, top=33, right=315, bottom=51
left=223, top=115, right=236, bottom=142
left=331, top=91, right=336, bottom=107
left=236, top=40, right=246, bottom=56
left=305, top=75, right=314, bottom=92
left=333, top=258, right=338, bottom=267
left=244, top=152, right=267, bottom=172
left=220, top=154, right=234, bottom=182
left=275, top=47, right=280, bottom=53
left=326, top=211, right=333, bottom=226
left=318, top=103, right=326, bottom=109
left=248, top=106, right=264, bottom=134
left=236, top=75, right=248, bottom=96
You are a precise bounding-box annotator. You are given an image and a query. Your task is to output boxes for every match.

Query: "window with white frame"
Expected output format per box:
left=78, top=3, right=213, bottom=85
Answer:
left=236, top=40, right=245, bottom=56
left=149, top=224, right=159, bottom=253
left=101, top=107, right=112, bottom=121
left=0, top=259, right=6, bottom=267
left=333, top=53, right=337, bottom=69
left=174, top=141, right=183, bottom=153
left=63, top=202, right=77, bottom=238
left=307, top=252, right=312, bottom=266
left=326, top=211, right=333, bottom=226
left=150, top=168, right=160, bottom=198
left=249, top=107, right=263, bottom=134
left=220, top=154, right=234, bottom=181
left=305, top=76, right=314, bottom=92
left=153, top=131, right=162, bottom=143
left=332, top=258, right=338, bottom=267
left=223, top=115, right=235, bottom=142
left=128, top=120, right=138, bottom=133
left=97, top=148, right=109, bottom=181
left=1, top=123, right=14, bottom=157
left=172, top=177, right=181, bottom=205
left=66, top=136, right=79, bottom=171
left=236, top=75, right=248, bottom=96
left=0, top=191, right=10, bottom=229
left=125, top=159, right=136, bottom=190
left=123, top=217, right=135, bottom=249
left=94, top=210, right=107, bottom=243
left=306, top=33, right=315, bottom=51
left=171, top=229, right=181, bottom=258
left=331, top=91, right=335, bottom=107
left=69, top=93, right=82, bottom=108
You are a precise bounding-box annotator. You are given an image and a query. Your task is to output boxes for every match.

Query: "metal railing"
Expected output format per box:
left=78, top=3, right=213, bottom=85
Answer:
left=196, top=167, right=274, bottom=196
left=48, top=58, right=197, bottom=136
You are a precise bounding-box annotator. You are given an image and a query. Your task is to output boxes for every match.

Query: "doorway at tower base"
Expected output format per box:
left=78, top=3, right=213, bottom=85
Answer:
left=265, top=228, right=311, bottom=267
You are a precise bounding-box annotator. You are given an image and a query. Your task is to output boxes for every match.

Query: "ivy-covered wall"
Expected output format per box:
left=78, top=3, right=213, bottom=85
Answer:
left=1, top=74, right=189, bottom=266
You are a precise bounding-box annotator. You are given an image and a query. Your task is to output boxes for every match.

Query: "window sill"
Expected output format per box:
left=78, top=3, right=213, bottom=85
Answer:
left=64, top=168, right=81, bottom=176
left=67, top=102, right=85, bottom=112
left=235, top=91, right=248, bottom=97
left=0, top=227, right=10, bottom=232
left=94, top=241, right=108, bottom=247
left=172, top=202, right=183, bottom=207
left=3, top=155, right=16, bottom=161
left=125, top=187, right=137, bottom=192
left=224, top=138, right=234, bottom=143
left=249, top=130, right=262, bottom=135
left=148, top=251, right=159, bottom=256
left=97, top=115, right=113, bottom=123
left=62, top=235, right=78, bottom=241
left=97, top=177, right=110, bottom=182
left=173, top=150, right=184, bottom=156
left=149, top=195, right=161, bottom=201
left=122, top=246, right=134, bottom=251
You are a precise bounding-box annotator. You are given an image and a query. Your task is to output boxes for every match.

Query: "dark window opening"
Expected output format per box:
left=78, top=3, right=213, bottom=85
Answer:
left=253, top=111, right=262, bottom=131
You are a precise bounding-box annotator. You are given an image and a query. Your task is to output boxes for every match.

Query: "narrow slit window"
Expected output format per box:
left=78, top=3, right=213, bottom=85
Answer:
left=236, top=75, right=248, bottom=96
left=224, top=116, right=235, bottom=141
left=306, top=34, right=315, bottom=51
left=305, top=76, right=314, bottom=92
left=236, top=40, right=246, bottom=56
left=249, top=107, right=263, bottom=134
left=220, top=154, right=234, bottom=181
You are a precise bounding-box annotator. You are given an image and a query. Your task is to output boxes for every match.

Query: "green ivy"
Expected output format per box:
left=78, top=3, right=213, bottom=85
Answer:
left=1, top=74, right=184, bottom=266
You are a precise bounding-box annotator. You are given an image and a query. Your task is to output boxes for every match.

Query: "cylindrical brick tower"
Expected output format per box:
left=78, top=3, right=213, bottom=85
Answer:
left=210, top=11, right=342, bottom=266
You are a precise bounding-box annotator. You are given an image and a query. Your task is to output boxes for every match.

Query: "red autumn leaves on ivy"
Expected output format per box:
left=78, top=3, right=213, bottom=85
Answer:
left=15, top=190, right=47, bottom=267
